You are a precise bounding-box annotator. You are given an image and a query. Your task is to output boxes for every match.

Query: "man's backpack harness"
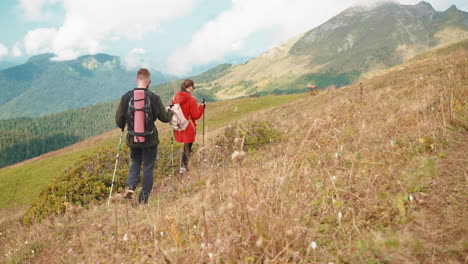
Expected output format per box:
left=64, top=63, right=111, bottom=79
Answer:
left=126, top=90, right=155, bottom=142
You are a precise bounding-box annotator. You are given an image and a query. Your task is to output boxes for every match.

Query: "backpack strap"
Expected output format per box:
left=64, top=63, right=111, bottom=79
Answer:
left=189, top=117, right=196, bottom=134
left=126, top=89, right=155, bottom=138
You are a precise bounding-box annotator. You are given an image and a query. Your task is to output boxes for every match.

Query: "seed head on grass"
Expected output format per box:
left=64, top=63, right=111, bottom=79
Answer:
left=232, top=137, right=246, bottom=165
left=255, top=236, right=264, bottom=247
left=311, top=241, right=317, bottom=250
left=234, top=138, right=242, bottom=150
left=231, top=151, right=246, bottom=164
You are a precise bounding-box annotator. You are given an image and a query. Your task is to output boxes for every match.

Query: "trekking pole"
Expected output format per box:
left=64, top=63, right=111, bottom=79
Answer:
left=170, top=129, right=174, bottom=177
left=108, top=130, right=124, bottom=206
left=167, top=105, right=175, bottom=178
left=202, top=98, right=206, bottom=148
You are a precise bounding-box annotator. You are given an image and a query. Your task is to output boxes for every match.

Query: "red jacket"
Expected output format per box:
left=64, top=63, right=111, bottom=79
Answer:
left=171, top=92, right=205, bottom=143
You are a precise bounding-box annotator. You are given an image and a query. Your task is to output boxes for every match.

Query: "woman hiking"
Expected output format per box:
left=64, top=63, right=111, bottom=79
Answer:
left=171, top=79, right=205, bottom=175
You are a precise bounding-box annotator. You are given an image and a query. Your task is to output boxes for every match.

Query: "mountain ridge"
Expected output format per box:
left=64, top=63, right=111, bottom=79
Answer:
left=0, top=60, right=17, bottom=71
left=0, top=53, right=172, bottom=119
left=198, top=1, right=468, bottom=100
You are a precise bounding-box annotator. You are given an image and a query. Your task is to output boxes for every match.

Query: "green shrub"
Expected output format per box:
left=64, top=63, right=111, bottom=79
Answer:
left=22, top=138, right=180, bottom=225
left=22, top=146, right=129, bottom=224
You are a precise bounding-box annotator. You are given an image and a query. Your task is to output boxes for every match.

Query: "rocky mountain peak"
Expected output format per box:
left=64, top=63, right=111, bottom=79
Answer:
left=416, top=1, right=434, bottom=9
left=410, top=1, right=436, bottom=18
left=77, top=53, right=116, bottom=64
left=446, top=5, right=459, bottom=12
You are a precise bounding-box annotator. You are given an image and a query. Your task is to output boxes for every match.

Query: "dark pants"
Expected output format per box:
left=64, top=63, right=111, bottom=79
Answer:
left=181, top=143, right=193, bottom=169
left=126, top=146, right=157, bottom=204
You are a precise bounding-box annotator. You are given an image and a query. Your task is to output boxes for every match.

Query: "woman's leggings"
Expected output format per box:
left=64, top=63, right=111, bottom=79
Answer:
left=181, top=142, right=193, bottom=169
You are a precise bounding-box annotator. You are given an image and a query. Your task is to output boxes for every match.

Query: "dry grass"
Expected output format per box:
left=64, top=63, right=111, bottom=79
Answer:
left=1, top=50, right=467, bottom=263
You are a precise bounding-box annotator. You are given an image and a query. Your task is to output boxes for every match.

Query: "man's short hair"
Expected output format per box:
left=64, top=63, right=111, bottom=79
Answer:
left=137, top=68, right=150, bottom=80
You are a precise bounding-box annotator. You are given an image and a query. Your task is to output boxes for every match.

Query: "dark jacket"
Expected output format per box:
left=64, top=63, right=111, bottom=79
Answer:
left=115, top=88, right=173, bottom=148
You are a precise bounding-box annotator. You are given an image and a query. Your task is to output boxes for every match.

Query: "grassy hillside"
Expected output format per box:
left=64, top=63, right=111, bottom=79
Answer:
left=0, top=93, right=302, bottom=210
left=0, top=44, right=466, bottom=263
left=409, top=37, right=468, bottom=62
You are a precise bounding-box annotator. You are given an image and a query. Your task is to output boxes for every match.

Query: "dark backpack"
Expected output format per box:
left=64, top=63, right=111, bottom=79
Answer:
left=126, top=90, right=155, bottom=141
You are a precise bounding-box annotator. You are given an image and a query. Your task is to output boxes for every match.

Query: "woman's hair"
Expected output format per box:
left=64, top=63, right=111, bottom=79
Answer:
left=181, top=79, right=194, bottom=92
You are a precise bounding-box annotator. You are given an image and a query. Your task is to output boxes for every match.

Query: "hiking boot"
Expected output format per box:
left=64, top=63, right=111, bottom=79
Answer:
left=139, top=192, right=150, bottom=204
left=124, top=188, right=134, bottom=199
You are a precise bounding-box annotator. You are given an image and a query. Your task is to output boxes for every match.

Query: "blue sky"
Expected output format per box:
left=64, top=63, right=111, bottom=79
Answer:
left=0, top=0, right=466, bottom=76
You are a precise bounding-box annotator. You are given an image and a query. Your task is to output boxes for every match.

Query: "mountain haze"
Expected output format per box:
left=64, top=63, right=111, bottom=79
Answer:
left=0, top=61, right=17, bottom=71
left=0, top=54, right=171, bottom=119
left=198, top=1, right=468, bottom=99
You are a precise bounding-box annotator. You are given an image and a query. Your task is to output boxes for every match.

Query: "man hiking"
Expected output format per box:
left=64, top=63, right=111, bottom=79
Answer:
left=115, top=68, right=173, bottom=204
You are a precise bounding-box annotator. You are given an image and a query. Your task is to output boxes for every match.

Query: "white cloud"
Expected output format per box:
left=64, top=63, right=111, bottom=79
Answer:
left=12, top=42, right=23, bottom=57
left=123, top=48, right=151, bottom=70
left=131, top=48, right=146, bottom=55
left=24, top=28, right=58, bottom=54
left=166, top=0, right=357, bottom=75
left=0, top=43, right=8, bottom=58
left=50, top=49, right=79, bottom=61
left=18, top=0, right=61, bottom=20
left=165, top=0, right=464, bottom=75
left=21, top=0, right=198, bottom=60
left=16, top=0, right=465, bottom=71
